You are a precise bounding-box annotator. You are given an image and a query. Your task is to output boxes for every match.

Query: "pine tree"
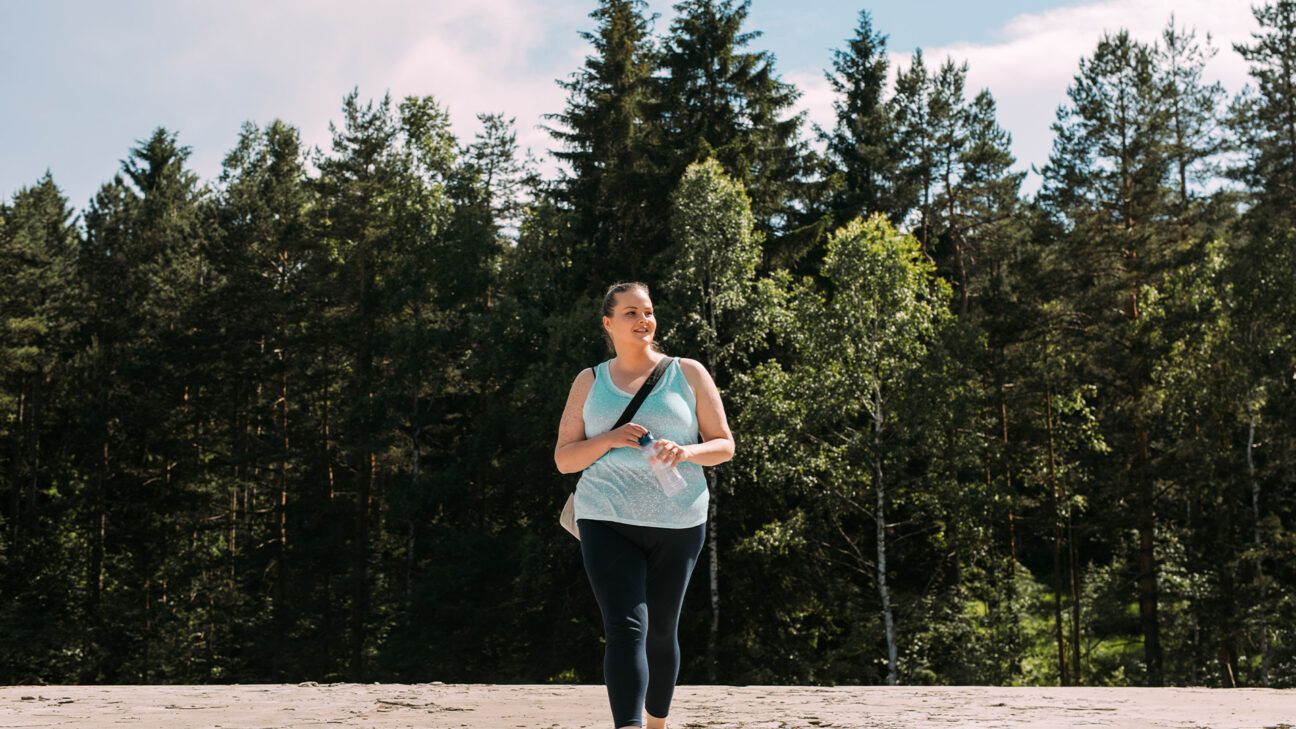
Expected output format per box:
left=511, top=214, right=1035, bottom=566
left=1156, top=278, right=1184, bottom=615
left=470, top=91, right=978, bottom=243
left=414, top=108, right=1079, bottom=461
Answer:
left=208, top=119, right=320, bottom=678
left=1039, top=30, right=1178, bottom=686
left=444, top=112, right=530, bottom=309
left=1157, top=19, right=1226, bottom=217
left=312, top=91, right=459, bottom=678
left=888, top=50, right=936, bottom=249
left=1225, top=0, right=1296, bottom=684
left=1231, top=0, right=1296, bottom=230
left=943, top=89, right=1024, bottom=318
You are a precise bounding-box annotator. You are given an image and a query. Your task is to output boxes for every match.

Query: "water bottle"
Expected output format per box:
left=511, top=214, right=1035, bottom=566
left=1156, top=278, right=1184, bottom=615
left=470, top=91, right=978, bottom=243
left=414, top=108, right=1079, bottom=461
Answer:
left=639, top=431, right=687, bottom=497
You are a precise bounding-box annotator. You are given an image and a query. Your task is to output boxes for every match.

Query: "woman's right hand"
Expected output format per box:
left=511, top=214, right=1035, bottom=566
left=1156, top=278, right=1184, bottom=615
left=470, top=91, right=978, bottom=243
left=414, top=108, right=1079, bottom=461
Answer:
left=601, top=423, right=648, bottom=450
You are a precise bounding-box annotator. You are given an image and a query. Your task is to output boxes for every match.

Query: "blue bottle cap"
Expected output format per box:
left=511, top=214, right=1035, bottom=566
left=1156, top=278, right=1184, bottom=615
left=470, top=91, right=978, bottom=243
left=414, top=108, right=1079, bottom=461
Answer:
left=638, top=432, right=655, bottom=447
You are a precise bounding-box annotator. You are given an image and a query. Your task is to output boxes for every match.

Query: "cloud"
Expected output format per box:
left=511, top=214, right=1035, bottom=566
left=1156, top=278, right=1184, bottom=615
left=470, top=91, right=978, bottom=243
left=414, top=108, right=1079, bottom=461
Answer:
left=1, top=0, right=594, bottom=205
left=787, top=0, right=1258, bottom=192
left=2, top=0, right=1263, bottom=208
left=172, top=0, right=591, bottom=178
left=784, top=69, right=837, bottom=141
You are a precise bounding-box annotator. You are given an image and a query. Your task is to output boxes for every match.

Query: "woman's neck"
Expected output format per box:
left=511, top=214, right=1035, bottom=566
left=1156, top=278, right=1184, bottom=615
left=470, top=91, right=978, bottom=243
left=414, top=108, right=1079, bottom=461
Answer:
left=612, top=347, right=663, bottom=372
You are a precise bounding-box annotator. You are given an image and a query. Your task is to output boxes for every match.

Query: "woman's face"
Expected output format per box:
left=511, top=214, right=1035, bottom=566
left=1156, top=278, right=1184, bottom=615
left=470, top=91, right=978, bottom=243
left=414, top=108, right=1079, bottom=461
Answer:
left=604, top=288, right=656, bottom=350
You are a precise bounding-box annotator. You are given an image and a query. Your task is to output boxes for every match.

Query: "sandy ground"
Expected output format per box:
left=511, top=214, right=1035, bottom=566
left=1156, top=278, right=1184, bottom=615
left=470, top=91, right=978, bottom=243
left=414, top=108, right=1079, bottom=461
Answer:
left=1, top=683, right=1292, bottom=729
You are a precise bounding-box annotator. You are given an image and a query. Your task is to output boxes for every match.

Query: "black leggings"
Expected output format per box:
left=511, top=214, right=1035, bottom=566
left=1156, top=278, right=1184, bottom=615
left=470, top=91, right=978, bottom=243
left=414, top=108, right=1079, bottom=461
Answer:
left=577, top=518, right=707, bottom=729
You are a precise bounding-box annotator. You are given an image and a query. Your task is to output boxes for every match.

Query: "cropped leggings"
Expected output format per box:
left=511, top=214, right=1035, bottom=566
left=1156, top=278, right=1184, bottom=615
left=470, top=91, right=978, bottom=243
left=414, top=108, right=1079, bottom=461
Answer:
left=577, top=518, right=707, bottom=729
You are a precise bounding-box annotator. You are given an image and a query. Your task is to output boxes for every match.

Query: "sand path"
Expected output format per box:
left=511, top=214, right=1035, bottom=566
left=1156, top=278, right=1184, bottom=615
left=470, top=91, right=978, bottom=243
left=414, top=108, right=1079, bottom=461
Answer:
left=1, top=683, right=1292, bottom=728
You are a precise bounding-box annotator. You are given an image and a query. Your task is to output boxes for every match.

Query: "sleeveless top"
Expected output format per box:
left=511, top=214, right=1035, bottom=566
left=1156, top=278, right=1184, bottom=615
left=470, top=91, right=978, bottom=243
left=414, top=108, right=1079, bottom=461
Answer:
left=574, top=357, right=709, bottom=528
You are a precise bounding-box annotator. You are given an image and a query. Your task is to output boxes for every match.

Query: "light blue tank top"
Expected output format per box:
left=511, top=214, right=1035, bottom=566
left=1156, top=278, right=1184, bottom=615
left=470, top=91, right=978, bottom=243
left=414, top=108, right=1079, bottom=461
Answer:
left=574, top=357, right=709, bottom=528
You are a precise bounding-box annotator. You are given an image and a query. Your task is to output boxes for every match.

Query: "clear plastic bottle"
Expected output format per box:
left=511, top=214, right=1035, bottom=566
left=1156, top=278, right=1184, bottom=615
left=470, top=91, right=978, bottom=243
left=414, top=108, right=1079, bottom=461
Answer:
left=639, top=431, right=687, bottom=497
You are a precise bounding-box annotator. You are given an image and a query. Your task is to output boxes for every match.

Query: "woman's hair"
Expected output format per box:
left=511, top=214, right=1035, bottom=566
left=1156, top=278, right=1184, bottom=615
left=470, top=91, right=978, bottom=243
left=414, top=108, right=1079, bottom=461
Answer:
left=601, top=281, right=664, bottom=354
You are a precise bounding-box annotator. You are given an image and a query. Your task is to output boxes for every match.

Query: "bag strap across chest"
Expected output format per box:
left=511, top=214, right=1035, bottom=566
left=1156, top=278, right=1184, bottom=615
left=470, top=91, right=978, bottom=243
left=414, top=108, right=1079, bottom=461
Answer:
left=602, top=356, right=674, bottom=429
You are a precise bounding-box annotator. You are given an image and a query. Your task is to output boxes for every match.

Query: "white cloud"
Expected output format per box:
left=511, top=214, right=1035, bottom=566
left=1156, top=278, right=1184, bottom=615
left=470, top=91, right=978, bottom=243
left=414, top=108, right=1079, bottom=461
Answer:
left=120, top=0, right=593, bottom=188
left=2, top=0, right=1265, bottom=208
left=784, top=69, right=837, bottom=141
left=788, top=0, right=1258, bottom=192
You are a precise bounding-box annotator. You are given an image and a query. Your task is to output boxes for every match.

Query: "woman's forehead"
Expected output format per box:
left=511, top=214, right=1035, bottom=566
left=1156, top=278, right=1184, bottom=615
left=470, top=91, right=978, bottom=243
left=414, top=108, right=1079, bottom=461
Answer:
left=615, top=291, right=653, bottom=309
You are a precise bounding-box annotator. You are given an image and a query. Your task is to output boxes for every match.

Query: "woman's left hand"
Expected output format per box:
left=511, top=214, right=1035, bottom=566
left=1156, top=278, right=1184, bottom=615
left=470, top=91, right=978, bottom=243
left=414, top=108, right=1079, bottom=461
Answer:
left=651, top=439, right=690, bottom=468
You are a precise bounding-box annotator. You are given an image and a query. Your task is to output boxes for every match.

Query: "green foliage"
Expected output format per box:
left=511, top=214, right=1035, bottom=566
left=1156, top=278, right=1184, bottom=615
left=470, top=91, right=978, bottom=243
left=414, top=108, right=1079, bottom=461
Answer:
left=1, top=2, right=1295, bottom=692
left=661, top=158, right=763, bottom=372
left=651, top=0, right=811, bottom=270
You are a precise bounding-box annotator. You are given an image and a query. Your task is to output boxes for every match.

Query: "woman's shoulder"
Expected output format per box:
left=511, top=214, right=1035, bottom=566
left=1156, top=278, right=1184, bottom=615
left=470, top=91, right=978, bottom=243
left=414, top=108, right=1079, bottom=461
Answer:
left=571, top=365, right=597, bottom=391
left=673, top=357, right=712, bottom=389
left=673, top=356, right=705, bottom=374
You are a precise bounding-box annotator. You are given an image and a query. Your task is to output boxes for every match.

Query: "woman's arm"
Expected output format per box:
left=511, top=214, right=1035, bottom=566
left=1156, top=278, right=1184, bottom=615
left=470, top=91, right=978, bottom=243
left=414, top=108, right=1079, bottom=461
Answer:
left=554, top=368, right=612, bottom=474
left=679, top=358, right=735, bottom=467
left=549, top=365, right=603, bottom=474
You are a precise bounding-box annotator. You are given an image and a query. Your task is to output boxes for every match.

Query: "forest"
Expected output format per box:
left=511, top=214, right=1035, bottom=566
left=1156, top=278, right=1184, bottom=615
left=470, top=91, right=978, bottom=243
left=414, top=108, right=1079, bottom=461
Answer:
left=1, top=0, right=1293, bottom=689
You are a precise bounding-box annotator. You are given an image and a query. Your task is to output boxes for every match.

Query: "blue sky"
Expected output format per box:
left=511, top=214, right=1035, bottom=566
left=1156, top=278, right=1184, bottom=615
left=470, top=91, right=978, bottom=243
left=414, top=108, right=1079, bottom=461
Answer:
left=1, top=0, right=1258, bottom=211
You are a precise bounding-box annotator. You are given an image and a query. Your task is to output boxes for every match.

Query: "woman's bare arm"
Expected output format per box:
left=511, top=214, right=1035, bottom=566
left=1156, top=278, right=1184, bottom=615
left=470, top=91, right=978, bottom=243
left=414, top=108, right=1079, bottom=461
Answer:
left=679, top=358, right=735, bottom=467
left=554, top=368, right=613, bottom=474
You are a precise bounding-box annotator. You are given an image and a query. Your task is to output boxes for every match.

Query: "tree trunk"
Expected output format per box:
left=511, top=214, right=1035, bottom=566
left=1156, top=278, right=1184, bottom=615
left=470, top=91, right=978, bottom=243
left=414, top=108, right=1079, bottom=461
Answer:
left=945, top=147, right=969, bottom=318
left=1246, top=403, right=1269, bottom=686
left=1046, top=388, right=1067, bottom=685
left=1068, top=509, right=1082, bottom=684
left=229, top=404, right=241, bottom=574
left=406, top=390, right=419, bottom=613
left=275, top=346, right=290, bottom=676
left=8, top=388, right=25, bottom=544
left=707, top=471, right=719, bottom=683
left=350, top=448, right=374, bottom=678
left=350, top=242, right=374, bottom=679
left=873, top=398, right=897, bottom=685
left=1218, top=641, right=1237, bottom=688
left=85, top=439, right=109, bottom=681
left=999, top=381, right=1021, bottom=679
left=1135, top=419, right=1162, bottom=686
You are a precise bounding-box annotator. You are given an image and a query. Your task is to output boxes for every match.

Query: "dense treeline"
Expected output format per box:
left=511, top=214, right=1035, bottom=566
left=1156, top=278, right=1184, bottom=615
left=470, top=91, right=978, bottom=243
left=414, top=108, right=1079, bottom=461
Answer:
left=2, top=0, right=1293, bottom=688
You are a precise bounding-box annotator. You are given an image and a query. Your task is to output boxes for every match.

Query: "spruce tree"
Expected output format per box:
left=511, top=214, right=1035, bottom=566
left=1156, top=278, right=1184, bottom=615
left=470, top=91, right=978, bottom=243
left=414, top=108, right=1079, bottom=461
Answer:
left=820, top=10, right=899, bottom=231
left=0, top=175, right=85, bottom=682
left=546, top=0, right=659, bottom=289
left=651, top=0, right=809, bottom=271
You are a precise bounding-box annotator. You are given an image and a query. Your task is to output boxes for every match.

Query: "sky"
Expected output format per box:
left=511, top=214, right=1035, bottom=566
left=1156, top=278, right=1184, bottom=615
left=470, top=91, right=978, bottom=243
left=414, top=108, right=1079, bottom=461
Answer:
left=0, top=0, right=1262, bottom=212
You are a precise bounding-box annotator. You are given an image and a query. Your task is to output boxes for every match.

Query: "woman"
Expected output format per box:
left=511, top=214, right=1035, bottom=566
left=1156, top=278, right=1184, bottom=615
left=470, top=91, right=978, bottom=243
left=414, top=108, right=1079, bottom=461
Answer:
left=554, top=281, right=735, bottom=729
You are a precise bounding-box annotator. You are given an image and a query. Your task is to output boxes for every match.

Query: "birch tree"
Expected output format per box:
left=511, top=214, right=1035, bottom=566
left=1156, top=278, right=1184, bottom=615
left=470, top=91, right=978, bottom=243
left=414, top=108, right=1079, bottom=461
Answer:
left=796, top=214, right=954, bottom=684
left=661, top=158, right=765, bottom=681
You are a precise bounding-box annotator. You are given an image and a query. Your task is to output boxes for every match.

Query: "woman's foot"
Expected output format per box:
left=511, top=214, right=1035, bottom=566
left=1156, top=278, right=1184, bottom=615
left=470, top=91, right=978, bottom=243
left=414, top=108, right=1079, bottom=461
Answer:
left=645, top=711, right=666, bottom=729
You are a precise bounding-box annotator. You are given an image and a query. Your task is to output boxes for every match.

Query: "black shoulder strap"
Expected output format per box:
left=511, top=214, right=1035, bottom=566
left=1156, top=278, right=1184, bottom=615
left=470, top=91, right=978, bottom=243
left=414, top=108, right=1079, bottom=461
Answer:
left=610, top=356, right=673, bottom=429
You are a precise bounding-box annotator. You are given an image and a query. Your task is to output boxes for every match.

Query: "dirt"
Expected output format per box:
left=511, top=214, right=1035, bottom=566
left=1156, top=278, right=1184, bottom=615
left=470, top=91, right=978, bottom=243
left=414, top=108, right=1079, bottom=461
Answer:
left=1, top=683, right=1292, bottom=728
